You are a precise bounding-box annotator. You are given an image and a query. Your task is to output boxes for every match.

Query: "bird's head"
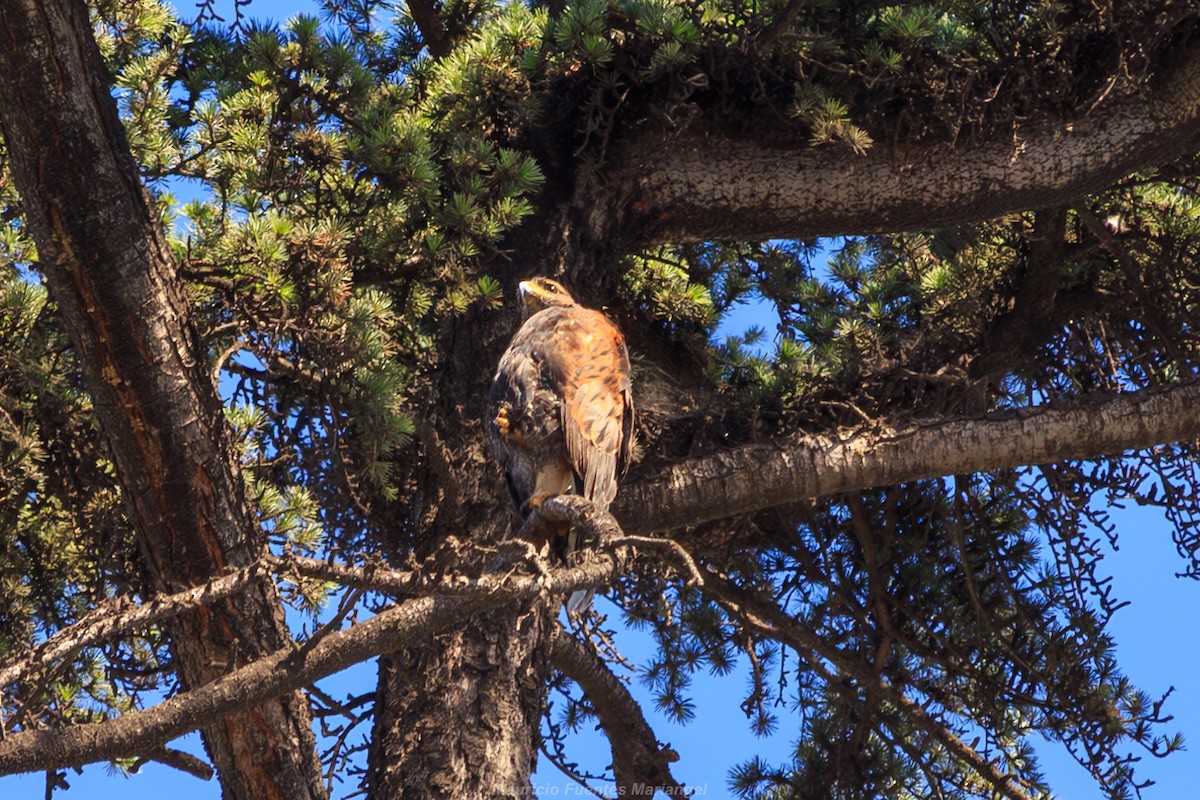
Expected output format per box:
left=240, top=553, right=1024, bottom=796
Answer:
left=518, top=277, right=577, bottom=316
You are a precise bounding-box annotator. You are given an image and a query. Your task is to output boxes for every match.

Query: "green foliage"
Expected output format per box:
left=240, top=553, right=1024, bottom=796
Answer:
left=624, top=248, right=716, bottom=331
left=98, top=1, right=551, bottom=545
left=4, top=2, right=1200, bottom=798
left=790, top=87, right=874, bottom=154
left=0, top=259, right=146, bottom=735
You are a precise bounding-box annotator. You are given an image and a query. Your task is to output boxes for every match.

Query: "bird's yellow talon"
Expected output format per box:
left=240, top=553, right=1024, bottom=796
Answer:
left=495, top=406, right=525, bottom=445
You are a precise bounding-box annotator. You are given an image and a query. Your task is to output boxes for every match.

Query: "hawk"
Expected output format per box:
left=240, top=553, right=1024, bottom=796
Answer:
left=486, top=277, right=635, bottom=613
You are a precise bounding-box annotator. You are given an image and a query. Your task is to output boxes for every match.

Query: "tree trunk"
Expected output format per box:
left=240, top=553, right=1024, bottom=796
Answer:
left=365, top=204, right=607, bottom=798
left=0, top=2, right=325, bottom=797
left=366, top=302, right=554, bottom=799
left=369, top=603, right=551, bottom=799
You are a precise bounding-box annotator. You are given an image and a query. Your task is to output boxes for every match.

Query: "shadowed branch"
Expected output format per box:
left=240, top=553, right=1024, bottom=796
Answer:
left=549, top=623, right=683, bottom=798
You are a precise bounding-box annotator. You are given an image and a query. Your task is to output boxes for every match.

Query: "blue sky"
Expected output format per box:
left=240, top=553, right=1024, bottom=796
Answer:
left=6, top=1, right=1200, bottom=798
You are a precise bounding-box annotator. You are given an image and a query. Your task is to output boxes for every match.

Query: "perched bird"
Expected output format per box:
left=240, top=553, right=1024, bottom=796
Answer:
left=486, top=277, right=635, bottom=614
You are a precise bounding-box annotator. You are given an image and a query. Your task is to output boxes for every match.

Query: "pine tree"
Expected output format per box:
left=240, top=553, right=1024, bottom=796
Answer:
left=2, top=1, right=1200, bottom=799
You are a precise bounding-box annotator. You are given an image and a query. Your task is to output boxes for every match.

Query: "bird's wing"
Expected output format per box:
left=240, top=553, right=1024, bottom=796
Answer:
left=554, top=308, right=634, bottom=509
left=487, top=308, right=574, bottom=508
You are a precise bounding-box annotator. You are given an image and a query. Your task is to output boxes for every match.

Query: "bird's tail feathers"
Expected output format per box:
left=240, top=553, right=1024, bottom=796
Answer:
left=565, top=589, right=595, bottom=616
left=563, top=516, right=596, bottom=615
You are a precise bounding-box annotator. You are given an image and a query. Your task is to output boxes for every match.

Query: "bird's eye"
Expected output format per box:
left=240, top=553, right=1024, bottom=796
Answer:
left=546, top=283, right=557, bottom=293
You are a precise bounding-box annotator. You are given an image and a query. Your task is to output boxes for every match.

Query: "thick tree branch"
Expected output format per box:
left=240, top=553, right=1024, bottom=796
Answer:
left=616, top=37, right=1200, bottom=242
left=549, top=625, right=683, bottom=799
left=616, top=382, right=1200, bottom=535
left=0, top=596, right=480, bottom=777
left=406, top=0, right=450, bottom=58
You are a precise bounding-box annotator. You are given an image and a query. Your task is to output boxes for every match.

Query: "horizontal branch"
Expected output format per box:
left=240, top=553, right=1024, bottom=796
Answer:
left=0, top=593, right=479, bottom=776
left=0, top=499, right=630, bottom=777
left=616, top=382, right=1200, bottom=535
left=0, top=562, right=269, bottom=692
left=617, top=38, right=1200, bottom=242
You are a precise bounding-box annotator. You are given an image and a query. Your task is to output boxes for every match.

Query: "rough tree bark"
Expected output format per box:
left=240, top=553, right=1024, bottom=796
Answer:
left=0, top=3, right=325, bottom=798
left=614, top=35, right=1200, bottom=243
left=615, top=382, right=1200, bottom=535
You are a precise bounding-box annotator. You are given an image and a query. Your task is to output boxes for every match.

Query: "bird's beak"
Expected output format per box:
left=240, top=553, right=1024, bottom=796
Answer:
left=517, top=281, right=537, bottom=308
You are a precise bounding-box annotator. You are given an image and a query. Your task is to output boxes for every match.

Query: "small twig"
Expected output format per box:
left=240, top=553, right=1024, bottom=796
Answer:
left=311, top=687, right=374, bottom=795
left=818, top=399, right=876, bottom=424
left=211, top=340, right=247, bottom=381
left=0, top=561, right=270, bottom=691
left=306, top=683, right=372, bottom=723
left=285, top=586, right=365, bottom=672
left=611, top=535, right=705, bottom=588
left=538, top=742, right=613, bottom=800
left=740, top=633, right=769, bottom=722
left=578, top=617, right=637, bottom=675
